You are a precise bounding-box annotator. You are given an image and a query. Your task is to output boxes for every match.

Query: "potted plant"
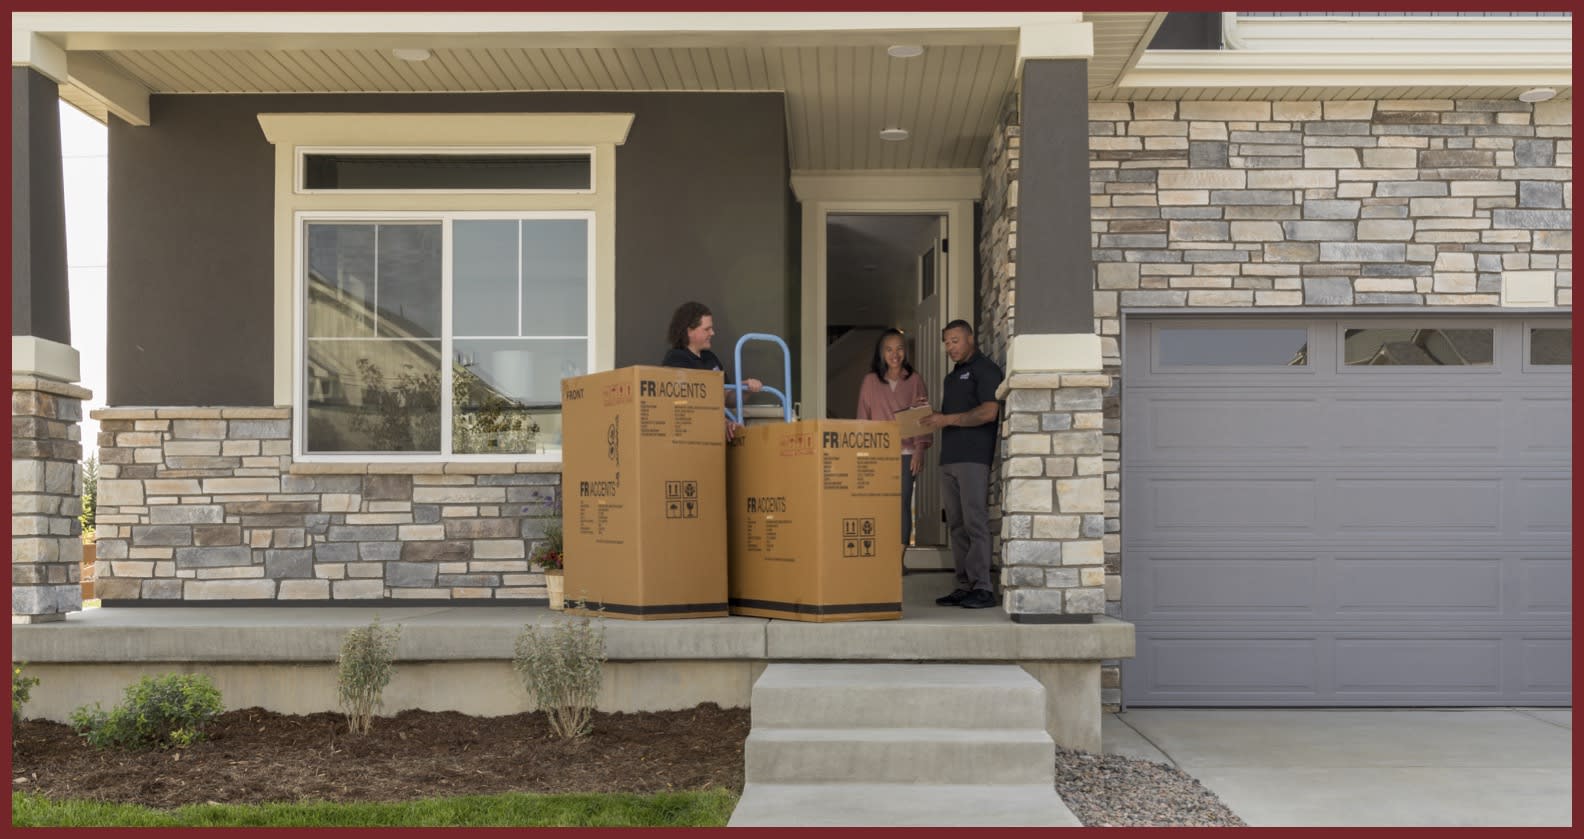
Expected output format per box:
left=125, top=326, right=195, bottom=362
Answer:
left=528, top=491, right=565, bottom=610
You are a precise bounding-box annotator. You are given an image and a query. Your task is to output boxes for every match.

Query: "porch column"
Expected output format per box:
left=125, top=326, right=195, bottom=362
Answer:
left=996, top=36, right=1108, bottom=623
left=13, top=61, right=89, bottom=623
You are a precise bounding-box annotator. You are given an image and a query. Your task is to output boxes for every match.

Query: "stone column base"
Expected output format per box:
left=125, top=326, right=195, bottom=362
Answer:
left=13, top=374, right=91, bottom=623
left=996, top=371, right=1110, bottom=618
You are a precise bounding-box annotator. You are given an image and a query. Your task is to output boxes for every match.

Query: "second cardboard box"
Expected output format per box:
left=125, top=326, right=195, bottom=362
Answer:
left=727, top=419, right=902, bottom=621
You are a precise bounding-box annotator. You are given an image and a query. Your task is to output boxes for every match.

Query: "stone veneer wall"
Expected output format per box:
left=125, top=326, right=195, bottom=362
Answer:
left=976, top=91, right=1020, bottom=575
left=1086, top=97, right=1573, bottom=706
left=90, top=407, right=560, bottom=602
left=13, top=376, right=91, bottom=622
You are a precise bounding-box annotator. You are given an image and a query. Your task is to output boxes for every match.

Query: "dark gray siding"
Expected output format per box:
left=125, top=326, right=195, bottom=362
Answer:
left=107, top=92, right=793, bottom=405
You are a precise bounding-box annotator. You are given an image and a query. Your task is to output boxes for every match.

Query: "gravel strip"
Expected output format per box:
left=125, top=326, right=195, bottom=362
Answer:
left=1054, top=747, right=1247, bottom=827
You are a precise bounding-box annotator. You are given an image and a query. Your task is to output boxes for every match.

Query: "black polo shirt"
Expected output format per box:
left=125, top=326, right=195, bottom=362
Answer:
left=661, top=347, right=725, bottom=372
left=938, top=350, right=1004, bottom=465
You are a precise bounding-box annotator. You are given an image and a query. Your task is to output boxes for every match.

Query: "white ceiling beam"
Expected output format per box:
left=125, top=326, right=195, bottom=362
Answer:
left=64, top=52, right=150, bottom=126
left=1017, top=20, right=1094, bottom=69
left=12, top=31, right=68, bottom=83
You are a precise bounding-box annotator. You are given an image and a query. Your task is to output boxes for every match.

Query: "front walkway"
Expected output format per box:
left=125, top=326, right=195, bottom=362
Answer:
left=1105, top=708, right=1572, bottom=827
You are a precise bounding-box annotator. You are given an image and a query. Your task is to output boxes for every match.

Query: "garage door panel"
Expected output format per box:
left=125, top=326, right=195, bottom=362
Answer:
left=1137, top=556, right=1318, bottom=615
left=1517, top=478, right=1572, bottom=533
left=1333, top=478, right=1502, bottom=533
left=1522, top=640, right=1572, bottom=691
left=1140, top=394, right=1321, bottom=460
left=1335, top=638, right=1503, bottom=694
left=1331, top=396, right=1503, bottom=456
left=1334, top=558, right=1503, bottom=614
left=1145, top=477, right=1318, bottom=533
left=1520, top=397, right=1571, bottom=456
left=1123, top=316, right=1570, bottom=707
left=1519, top=558, right=1572, bottom=614
left=1147, top=638, right=1320, bottom=694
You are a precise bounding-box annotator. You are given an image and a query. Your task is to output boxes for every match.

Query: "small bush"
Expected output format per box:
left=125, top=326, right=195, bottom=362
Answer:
left=337, top=618, right=401, bottom=735
left=13, top=662, right=40, bottom=726
left=513, top=607, right=606, bottom=739
left=69, top=673, right=224, bottom=750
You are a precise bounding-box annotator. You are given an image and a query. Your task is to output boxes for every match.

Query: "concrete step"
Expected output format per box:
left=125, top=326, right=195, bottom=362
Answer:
left=728, top=783, right=1082, bottom=827
left=751, top=663, right=1046, bottom=730
left=744, top=726, right=1056, bottom=785
left=904, top=545, right=953, bottom=571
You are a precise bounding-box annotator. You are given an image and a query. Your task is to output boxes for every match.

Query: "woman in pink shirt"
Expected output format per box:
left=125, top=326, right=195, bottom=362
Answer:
left=856, top=329, right=931, bottom=552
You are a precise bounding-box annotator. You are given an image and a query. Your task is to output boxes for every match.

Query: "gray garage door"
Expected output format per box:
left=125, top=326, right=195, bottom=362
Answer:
left=1122, top=316, right=1571, bottom=706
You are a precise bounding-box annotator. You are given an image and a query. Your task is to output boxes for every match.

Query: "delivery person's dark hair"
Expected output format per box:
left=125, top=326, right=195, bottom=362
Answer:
left=667, top=301, right=713, bottom=350
left=943, top=319, right=974, bottom=338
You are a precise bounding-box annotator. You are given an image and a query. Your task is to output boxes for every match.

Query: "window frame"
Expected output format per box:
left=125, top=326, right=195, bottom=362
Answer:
left=293, top=209, right=597, bottom=464
left=1149, top=320, right=1316, bottom=375
left=1335, top=322, right=1502, bottom=373
left=294, top=145, right=597, bottom=196
left=1522, top=321, right=1573, bottom=373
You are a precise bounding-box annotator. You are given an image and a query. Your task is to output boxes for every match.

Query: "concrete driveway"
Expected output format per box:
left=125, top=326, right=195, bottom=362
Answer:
left=1105, top=708, right=1572, bottom=827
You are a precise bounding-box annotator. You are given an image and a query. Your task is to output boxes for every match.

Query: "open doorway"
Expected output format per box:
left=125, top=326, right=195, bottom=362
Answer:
left=824, top=213, right=948, bottom=548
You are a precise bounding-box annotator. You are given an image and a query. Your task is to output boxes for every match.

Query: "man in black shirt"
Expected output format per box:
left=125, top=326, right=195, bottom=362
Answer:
left=661, top=301, right=762, bottom=439
left=920, top=320, right=1004, bottom=609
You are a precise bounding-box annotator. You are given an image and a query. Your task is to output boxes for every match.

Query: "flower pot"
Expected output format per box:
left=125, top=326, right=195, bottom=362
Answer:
left=544, top=570, right=565, bottom=611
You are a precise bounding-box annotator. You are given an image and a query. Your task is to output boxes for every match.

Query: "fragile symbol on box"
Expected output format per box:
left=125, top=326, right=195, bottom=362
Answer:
left=665, top=480, right=700, bottom=519
left=841, top=518, right=877, bottom=556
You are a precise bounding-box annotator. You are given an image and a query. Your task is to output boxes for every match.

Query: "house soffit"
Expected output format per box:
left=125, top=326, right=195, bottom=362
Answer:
left=23, top=11, right=1160, bottom=171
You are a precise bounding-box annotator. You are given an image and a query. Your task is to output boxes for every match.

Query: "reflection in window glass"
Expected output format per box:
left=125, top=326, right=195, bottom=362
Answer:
left=305, top=217, right=590, bottom=456
left=303, top=154, right=591, bottom=191
left=1530, top=328, right=1571, bottom=366
left=1158, top=328, right=1309, bottom=366
left=1344, top=328, right=1494, bottom=366
left=452, top=338, right=585, bottom=455
left=305, top=339, right=442, bottom=453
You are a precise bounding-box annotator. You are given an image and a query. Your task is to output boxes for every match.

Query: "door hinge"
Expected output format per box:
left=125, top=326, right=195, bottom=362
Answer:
left=941, top=238, right=948, bottom=254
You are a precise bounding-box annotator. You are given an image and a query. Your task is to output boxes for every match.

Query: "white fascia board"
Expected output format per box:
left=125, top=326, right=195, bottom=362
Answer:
left=14, top=11, right=1072, bottom=50
left=65, top=51, right=150, bottom=126
left=1227, top=15, right=1574, bottom=53
left=1125, top=49, right=1572, bottom=91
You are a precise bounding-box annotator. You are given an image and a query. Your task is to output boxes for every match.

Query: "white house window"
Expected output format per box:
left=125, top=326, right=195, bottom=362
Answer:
left=301, top=213, right=593, bottom=459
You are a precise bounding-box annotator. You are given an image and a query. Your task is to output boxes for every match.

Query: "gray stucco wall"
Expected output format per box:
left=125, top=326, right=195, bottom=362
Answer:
left=106, top=92, right=793, bottom=405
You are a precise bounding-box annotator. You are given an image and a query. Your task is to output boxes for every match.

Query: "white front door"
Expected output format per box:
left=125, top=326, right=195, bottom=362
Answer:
left=910, top=217, right=948, bottom=547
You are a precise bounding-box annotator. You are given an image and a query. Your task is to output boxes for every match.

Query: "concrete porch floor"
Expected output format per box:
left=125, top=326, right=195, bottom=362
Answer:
left=12, top=571, right=1133, bottom=751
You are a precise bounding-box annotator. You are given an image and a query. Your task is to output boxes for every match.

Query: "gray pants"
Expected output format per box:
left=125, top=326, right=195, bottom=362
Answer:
left=941, top=462, right=992, bottom=592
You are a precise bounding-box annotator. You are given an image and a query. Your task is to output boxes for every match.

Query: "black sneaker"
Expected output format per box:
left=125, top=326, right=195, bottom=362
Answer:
left=960, top=589, right=997, bottom=609
left=935, top=588, right=972, bottom=606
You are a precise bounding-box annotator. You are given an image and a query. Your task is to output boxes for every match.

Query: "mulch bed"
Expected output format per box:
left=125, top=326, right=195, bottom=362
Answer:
left=11, top=705, right=750, bottom=808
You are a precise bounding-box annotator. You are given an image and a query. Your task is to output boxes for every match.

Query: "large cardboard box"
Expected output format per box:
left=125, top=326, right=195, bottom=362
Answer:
left=727, top=419, right=902, bottom=622
left=560, top=366, right=728, bottom=619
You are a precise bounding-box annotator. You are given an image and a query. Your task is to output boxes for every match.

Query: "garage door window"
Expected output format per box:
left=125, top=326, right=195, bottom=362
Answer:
left=1343, top=327, right=1494, bottom=366
left=1157, top=327, right=1309, bottom=367
left=1529, top=328, right=1571, bottom=366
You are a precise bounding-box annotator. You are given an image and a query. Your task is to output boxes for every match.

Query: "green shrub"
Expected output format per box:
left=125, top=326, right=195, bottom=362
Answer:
left=513, top=607, right=606, bottom=739
left=80, top=456, right=98, bottom=537
left=337, top=619, right=401, bottom=735
left=13, top=662, right=40, bottom=726
left=69, top=673, right=224, bottom=750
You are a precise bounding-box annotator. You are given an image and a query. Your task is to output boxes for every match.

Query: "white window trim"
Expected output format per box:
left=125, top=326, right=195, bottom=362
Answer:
left=294, top=145, right=597, bottom=196
left=293, top=210, right=596, bottom=464
left=259, top=112, right=633, bottom=464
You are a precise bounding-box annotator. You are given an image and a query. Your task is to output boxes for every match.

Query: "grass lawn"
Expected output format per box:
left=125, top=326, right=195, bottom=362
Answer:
left=13, top=789, right=738, bottom=827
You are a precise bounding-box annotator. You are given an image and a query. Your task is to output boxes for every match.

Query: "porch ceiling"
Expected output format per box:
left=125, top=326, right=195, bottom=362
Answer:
left=35, top=11, right=1162, bottom=171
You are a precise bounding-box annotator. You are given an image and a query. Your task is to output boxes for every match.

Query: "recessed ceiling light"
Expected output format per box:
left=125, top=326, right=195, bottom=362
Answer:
left=887, top=45, right=924, bottom=59
left=1518, top=87, right=1557, bottom=103
left=879, top=128, right=910, bottom=141
left=392, top=48, right=432, bottom=62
